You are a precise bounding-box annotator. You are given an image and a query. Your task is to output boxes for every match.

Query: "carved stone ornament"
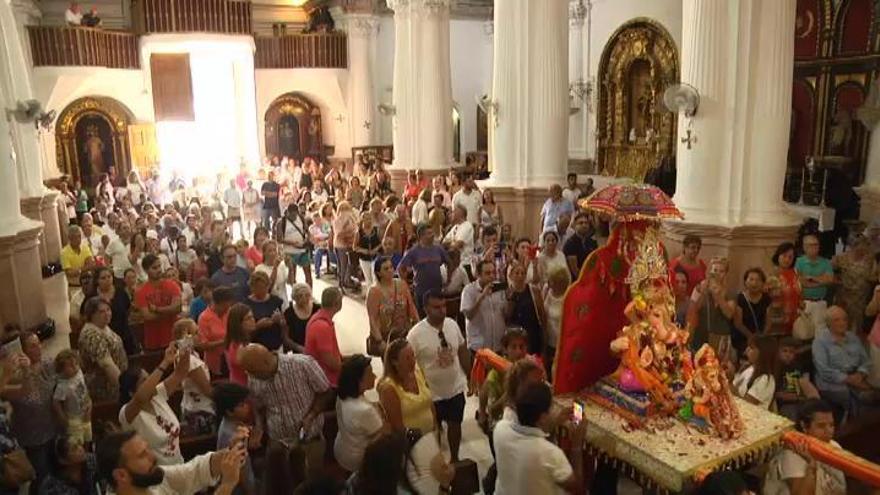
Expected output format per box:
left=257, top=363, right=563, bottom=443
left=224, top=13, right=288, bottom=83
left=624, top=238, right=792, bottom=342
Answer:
left=348, top=15, right=380, bottom=37
left=597, top=19, right=679, bottom=181
left=570, top=0, right=587, bottom=27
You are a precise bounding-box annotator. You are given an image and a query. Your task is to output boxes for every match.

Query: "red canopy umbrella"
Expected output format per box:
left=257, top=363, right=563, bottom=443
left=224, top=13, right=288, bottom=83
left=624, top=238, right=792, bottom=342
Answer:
left=578, top=183, right=684, bottom=222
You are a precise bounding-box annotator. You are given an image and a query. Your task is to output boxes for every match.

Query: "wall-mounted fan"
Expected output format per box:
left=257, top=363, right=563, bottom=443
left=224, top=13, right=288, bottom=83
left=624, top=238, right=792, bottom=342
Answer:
left=5, top=100, right=56, bottom=130
left=37, top=109, right=56, bottom=131
left=662, top=83, right=700, bottom=118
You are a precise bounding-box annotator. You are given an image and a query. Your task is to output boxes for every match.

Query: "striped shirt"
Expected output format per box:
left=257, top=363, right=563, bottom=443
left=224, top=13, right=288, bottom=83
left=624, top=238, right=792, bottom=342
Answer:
left=248, top=353, right=330, bottom=441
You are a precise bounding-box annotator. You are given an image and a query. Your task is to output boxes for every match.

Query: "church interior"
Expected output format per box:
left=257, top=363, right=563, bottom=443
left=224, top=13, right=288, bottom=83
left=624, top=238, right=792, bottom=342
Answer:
left=2, top=0, right=880, bottom=493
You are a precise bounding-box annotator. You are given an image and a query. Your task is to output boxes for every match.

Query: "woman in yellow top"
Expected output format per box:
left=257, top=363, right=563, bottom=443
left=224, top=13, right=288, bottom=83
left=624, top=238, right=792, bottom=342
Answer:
left=377, top=338, right=436, bottom=435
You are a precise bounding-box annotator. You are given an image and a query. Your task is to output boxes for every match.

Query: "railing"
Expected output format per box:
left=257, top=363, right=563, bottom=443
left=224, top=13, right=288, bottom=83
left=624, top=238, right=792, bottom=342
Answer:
left=139, top=0, right=252, bottom=35
left=254, top=32, right=347, bottom=69
left=28, top=26, right=140, bottom=69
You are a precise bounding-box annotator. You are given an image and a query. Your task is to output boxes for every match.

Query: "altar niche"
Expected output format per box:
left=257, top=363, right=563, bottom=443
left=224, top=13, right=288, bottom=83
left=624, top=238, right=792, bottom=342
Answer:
left=597, top=19, right=679, bottom=181
left=264, top=92, right=324, bottom=162
left=56, top=96, right=134, bottom=189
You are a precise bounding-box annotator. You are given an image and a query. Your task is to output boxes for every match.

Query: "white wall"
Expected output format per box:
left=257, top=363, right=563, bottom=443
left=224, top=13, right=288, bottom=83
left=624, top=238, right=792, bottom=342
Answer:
left=254, top=68, right=349, bottom=158
left=374, top=16, right=493, bottom=161
left=570, top=0, right=683, bottom=160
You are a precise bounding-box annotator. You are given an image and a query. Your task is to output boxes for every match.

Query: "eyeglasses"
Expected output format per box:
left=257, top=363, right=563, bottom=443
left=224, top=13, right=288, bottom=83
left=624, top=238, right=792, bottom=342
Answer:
left=437, top=329, right=448, bottom=348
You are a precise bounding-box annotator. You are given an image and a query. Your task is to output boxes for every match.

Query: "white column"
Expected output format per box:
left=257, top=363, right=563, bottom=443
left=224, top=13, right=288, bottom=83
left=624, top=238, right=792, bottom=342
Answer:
left=854, top=119, right=880, bottom=221
left=568, top=0, right=587, bottom=160
left=389, top=0, right=453, bottom=170
left=489, top=0, right=569, bottom=188
left=743, top=0, right=795, bottom=224
left=345, top=14, right=380, bottom=148
left=674, top=0, right=796, bottom=226
left=527, top=0, right=569, bottom=185
left=0, top=0, right=45, bottom=198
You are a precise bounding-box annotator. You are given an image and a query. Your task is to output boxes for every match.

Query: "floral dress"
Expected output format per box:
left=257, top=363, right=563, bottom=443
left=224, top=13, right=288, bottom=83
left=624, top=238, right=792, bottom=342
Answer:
left=777, top=267, right=802, bottom=334
left=78, top=323, right=129, bottom=402
left=835, top=254, right=878, bottom=330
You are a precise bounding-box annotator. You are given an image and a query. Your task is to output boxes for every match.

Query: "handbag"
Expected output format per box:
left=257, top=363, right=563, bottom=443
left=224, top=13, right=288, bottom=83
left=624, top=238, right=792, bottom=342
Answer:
left=450, top=458, right=480, bottom=495
left=1, top=448, right=35, bottom=488
left=792, top=310, right=815, bottom=341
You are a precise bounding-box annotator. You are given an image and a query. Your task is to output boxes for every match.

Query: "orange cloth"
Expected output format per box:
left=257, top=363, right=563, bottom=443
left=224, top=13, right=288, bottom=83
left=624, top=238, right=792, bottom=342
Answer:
left=782, top=431, right=880, bottom=488
left=470, top=349, right=511, bottom=387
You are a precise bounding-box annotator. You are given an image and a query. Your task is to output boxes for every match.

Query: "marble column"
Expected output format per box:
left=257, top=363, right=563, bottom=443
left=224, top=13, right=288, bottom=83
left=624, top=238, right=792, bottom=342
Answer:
left=666, top=0, right=800, bottom=287
left=489, top=0, right=569, bottom=189
left=389, top=0, right=453, bottom=171
left=0, top=17, right=48, bottom=332
left=855, top=94, right=880, bottom=222
left=568, top=0, right=587, bottom=163
left=485, top=0, right=569, bottom=239
left=0, top=0, right=63, bottom=268
left=345, top=14, right=380, bottom=149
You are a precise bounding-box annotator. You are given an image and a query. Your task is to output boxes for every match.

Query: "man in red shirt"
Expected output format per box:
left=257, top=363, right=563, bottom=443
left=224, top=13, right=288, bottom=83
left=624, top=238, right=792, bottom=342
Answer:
left=197, top=286, right=235, bottom=376
left=135, top=254, right=182, bottom=350
left=305, top=287, right=343, bottom=386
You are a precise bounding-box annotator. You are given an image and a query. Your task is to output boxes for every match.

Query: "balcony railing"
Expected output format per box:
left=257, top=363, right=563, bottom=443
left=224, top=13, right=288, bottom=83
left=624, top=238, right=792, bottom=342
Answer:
left=138, top=0, right=252, bottom=35
left=28, top=26, right=140, bottom=69
left=254, top=32, right=347, bottom=69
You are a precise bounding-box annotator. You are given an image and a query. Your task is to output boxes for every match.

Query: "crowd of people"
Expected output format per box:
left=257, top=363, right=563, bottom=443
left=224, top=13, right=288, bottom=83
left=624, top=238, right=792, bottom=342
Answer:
left=1, top=153, right=874, bottom=494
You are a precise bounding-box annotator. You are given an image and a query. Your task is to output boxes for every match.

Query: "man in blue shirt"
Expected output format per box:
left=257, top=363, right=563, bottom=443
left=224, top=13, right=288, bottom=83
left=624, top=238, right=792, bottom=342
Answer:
left=795, top=233, right=834, bottom=330
left=812, top=305, right=878, bottom=418
left=399, top=223, right=449, bottom=316
left=539, top=185, right=574, bottom=234
left=210, top=244, right=251, bottom=303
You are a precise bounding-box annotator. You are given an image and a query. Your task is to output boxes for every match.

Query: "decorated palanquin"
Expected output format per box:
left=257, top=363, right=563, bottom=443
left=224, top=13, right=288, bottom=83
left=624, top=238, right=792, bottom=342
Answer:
left=551, top=184, right=793, bottom=491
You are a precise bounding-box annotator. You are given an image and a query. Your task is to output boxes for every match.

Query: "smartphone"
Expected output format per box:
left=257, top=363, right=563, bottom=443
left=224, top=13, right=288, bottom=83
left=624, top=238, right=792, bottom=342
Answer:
left=492, top=281, right=508, bottom=292
left=177, top=336, right=194, bottom=354
left=0, top=339, right=21, bottom=360
left=572, top=400, right=585, bottom=425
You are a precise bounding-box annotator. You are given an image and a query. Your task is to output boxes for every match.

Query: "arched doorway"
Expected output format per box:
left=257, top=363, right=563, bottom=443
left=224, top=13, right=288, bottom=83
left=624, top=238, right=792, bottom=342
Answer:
left=597, top=19, right=679, bottom=180
left=56, top=96, right=134, bottom=188
left=264, top=92, right=323, bottom=161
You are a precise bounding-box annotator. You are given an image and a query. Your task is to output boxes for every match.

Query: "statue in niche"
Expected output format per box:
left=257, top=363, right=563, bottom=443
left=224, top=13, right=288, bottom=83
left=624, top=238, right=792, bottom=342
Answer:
left=84, top=125, right=106, bottom=176
left=308, top=108, right=322, bottom=153
left=278, top=116, right=300, bottom=158
left=627, top=60, right=653, bottom=140
left=828, top=108, right=853, bottom=156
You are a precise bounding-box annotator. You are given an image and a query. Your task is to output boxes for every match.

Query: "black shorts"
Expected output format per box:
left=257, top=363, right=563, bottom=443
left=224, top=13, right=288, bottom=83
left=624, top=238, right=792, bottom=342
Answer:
left=434, top=392, right=466, bottom=424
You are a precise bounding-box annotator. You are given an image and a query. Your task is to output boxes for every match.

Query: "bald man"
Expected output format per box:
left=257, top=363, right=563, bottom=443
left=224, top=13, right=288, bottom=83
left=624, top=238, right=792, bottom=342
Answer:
left=240, top=344, right=332, bottom=471
left=812, top=305, right=878, bottom=419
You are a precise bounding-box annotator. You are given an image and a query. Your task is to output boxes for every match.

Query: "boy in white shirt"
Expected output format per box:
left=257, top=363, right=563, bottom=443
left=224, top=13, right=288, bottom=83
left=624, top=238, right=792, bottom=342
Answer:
left=494, top=381, right=585, bottom=495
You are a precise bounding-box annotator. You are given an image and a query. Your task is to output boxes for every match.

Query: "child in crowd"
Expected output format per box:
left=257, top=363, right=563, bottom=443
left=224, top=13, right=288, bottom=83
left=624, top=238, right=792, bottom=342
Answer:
left=500, top=224, right=513, bottom=246
left=380, top=235, right=402, bottom=270
left=775, top=336, right=820, bottom=420
left=52, top=350, right=93, bottom=447
left=235, top=239, right=250, bottom=270
left=440, top=248, right=468, bottom=297
left=164, top=266, right=193, bottom=315
left=764, top=276, right=788, bottom=335
left=174, top=234, right=197, bottom=275
left=214, top=382, right=263, bottom=495
left=173, top=319, right=215, bottom=436
left=309, top=211, right=332, bottom=278
left=189, top=278, right=214, bottom=323
left=478, top=327, right=530, bottom=433
left=732, top=335, right=778, bottom=410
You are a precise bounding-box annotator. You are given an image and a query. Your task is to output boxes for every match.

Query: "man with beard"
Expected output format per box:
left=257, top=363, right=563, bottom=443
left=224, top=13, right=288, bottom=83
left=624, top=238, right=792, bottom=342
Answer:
left=97, top=429, right=246, bottom=494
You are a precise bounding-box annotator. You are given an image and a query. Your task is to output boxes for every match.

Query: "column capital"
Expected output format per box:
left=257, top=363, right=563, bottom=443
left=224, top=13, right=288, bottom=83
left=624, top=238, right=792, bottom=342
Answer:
left=344, top=13, right=380, bottom=38
left=569, top=0, right=587, bottom=27
left=10, top=0, right=41, bottom=22
left=388, top=0, right=451, bottom=15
